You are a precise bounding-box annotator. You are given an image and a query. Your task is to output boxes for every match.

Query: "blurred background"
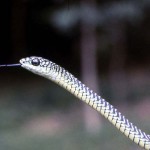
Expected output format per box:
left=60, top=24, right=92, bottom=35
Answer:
left=0, top=0, right=150, bottom=149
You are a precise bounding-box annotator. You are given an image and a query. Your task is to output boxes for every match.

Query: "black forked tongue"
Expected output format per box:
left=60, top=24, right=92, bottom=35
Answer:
left=0, top=64, right=21, bottom=67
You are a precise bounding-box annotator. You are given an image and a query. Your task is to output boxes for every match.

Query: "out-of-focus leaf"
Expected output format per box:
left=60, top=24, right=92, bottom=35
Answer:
left=50, top=1, right=149, bottom=31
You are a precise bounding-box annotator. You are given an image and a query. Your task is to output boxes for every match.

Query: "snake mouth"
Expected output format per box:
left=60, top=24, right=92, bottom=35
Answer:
left=19, top=58, right=31, bottom=67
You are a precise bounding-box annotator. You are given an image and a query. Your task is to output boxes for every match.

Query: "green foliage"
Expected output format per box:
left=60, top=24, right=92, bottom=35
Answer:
left=0, top=120, right=138, bottom=150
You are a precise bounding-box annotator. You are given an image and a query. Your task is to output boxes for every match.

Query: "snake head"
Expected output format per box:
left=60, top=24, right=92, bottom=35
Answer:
left=20, top=56, right=54, bottom=78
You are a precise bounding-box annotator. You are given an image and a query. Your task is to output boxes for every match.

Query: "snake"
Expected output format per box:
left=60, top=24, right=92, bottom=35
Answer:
left=2, top=56, right=150, bottom=149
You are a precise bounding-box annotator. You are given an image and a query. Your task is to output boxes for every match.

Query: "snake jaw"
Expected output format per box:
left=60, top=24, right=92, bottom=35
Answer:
left=20, top=56, right=44, bottom=75
left=19, top=56, right=57, bottom=79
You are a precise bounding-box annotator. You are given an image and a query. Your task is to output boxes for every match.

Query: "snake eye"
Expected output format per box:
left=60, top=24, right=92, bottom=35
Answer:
left=31, top=58, right=40, bottom=66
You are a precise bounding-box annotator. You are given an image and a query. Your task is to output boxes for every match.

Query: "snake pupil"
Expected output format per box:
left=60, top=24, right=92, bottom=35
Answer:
left=31, top=58, right=40, bottom=66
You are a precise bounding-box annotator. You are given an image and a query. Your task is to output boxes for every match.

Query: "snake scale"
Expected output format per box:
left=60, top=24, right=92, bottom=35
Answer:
left=8, top=56, right=150, bottom=149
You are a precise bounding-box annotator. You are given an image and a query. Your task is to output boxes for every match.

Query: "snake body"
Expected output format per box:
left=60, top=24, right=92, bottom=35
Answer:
left=20, top=56, right=150, bottom=150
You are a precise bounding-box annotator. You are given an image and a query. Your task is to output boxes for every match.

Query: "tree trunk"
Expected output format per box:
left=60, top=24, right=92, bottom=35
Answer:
left=80, top=1, right=102, bottom=133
